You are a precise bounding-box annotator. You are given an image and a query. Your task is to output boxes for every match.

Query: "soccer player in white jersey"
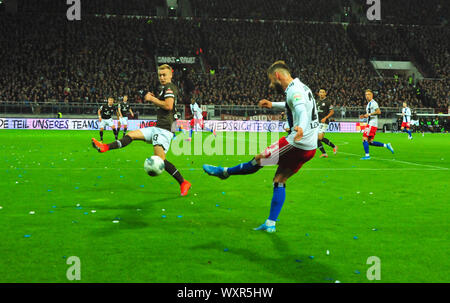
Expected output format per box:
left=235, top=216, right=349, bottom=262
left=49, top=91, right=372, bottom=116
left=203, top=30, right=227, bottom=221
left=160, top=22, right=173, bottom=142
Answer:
left=401, top=102, right=413, bottom=139
left=187, top=98, right=203, bottom=141
left=360, top=89, right=394, bottom=160
left=203, top=61, right=319, bottom=233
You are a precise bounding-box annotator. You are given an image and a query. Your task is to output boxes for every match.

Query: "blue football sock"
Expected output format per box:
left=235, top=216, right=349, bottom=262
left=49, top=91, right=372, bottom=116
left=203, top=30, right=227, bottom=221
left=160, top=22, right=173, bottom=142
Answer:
left=189, top=129, right=193, bottom=138
left=369, top=141, right=386, bottom=147
left=268, top=183, right=286, bottom=222
left=407, top=130, right=412, bottom=137
left=363, top=141, right=370, bottom=155
left=226, top=158, right=262, bottom=176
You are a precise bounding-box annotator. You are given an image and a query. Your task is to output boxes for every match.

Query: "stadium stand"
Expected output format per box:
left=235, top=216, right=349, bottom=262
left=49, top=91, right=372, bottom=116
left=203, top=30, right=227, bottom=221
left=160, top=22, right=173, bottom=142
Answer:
left=0, top=0, right=447, bottom=114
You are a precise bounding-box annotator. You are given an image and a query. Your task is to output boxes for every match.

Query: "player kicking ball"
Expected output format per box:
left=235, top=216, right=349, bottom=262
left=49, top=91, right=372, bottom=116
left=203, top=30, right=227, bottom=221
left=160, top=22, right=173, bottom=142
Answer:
left=91, top=64, right=191, bottom=196
left=360, top=89, right=394, bottom=160
left=203, top=61, right=318, bottom=233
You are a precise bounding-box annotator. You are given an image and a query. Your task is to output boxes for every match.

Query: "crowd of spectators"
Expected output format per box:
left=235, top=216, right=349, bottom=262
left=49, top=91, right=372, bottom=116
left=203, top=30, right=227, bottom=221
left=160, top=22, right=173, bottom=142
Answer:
left=0, top=6, right=448, bottom=113
left=190, top=21, right=431, bottom=109
left=0, top=15, right=156, bottom=108
left=371, top=0, right=448, bottom=25
left=191, top=0, right=340, bottom=22
left=15, top=0, right=448, bottom=26
left=150, top=18, right=203, bottom=56
left=405, top=26, right=449, bottom=79
left=17, top=0, right=164, bottom=15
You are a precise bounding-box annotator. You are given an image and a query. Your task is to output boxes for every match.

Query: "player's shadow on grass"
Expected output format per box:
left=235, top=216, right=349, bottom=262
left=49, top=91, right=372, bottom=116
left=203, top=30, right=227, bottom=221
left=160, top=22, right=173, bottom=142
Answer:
left=190, top=235, right=337, bottom=283
left=90, top=195, right=182, bottom=236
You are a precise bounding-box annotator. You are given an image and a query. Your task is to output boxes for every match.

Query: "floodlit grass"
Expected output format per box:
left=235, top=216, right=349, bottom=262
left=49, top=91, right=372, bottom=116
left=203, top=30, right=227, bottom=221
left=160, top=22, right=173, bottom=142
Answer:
left=0, top=130, right=448, bottom=282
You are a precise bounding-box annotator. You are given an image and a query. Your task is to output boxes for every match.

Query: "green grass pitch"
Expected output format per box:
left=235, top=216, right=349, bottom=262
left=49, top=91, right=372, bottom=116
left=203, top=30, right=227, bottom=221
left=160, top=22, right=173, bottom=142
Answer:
left=0, top=130, right=448, bottom=283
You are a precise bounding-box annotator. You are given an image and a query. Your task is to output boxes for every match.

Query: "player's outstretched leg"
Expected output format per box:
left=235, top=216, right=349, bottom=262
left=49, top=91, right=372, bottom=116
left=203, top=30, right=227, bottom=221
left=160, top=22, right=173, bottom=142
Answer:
left=369, top=141, right=394, bottom=154
left=203, top=158, right=262, bottom=179
left=123, top=126, right=128, bottom=138
left=92, top=133, right=134, bottom=153
left=322, top=137, right=338, bottom=154
left=317, top=140, right=328, bottom=158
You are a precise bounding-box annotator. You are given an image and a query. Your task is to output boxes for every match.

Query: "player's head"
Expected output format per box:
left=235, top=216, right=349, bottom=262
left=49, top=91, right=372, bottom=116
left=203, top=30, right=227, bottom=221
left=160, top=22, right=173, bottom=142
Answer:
left=319, top=89, right=327, bottom=99
left=158, top=64, right=173, bottom=85
left=365, top=89, right=374, bottom=102
left=267, top=60, right=291, bottom=94
left=403, top=102, right=407, bottom=108
left=123, top=95, right=128, bottom=103
left=191, top=97, right=197, bottom=105
left=107, top=97, right=114, bottom=105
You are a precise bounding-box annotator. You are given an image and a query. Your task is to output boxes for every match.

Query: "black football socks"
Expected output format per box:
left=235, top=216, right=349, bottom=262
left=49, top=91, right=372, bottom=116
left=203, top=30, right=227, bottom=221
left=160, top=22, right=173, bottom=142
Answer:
left=107, top=135, right=133, bottom=150
left=164, top=160, right=185, bottom=185
left=322, top=137, right=336, bottom=148
left=317, top=140, right=326, bottom=154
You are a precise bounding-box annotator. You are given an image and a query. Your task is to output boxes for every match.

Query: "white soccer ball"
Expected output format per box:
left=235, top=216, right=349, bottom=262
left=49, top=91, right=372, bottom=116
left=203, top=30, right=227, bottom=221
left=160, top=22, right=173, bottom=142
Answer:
left=144, top=156, right=165, bottom=176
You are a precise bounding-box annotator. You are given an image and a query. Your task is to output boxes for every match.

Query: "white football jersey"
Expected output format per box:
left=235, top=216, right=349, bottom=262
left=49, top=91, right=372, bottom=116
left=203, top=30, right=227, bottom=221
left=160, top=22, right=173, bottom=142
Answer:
left=366, top=99, right=379, bottom=127
left=190, top=103, right=203, bottom=119
left=402, top=107, right=411, bottom=123
left=285, top=78, right=319, bottom=150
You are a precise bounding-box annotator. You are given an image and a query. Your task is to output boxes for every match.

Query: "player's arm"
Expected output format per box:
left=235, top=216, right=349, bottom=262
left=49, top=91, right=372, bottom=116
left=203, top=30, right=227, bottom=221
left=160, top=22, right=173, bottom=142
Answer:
left=361, top=107, right=381, bottom=118
left=321, top=107, right=334, bottom=123
left=117, top=105, right=123, bottom=119
left=98, top=108, right=102, bottom=121
left=145, top=92, right=174, bottom=111
left=258, top=99, right=286, bottom=109
left=129, top=108, right=134, bottom=117
left=371, top=108, right=381, bottom=116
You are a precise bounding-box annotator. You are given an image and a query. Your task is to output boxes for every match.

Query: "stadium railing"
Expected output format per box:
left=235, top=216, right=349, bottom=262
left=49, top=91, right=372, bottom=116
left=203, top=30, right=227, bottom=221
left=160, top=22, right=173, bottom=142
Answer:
left=0, top=102, right=439, bottom=119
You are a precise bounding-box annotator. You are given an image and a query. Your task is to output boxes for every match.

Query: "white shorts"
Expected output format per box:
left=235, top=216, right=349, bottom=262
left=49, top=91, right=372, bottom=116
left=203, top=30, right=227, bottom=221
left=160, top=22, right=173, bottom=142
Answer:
left=318, top=123, right=328, bottom=134
left=99, top=118, right=114, bottom=129
left=119, top=117, right=128, bottom=125
left=140, top=126, right=173, bottom=152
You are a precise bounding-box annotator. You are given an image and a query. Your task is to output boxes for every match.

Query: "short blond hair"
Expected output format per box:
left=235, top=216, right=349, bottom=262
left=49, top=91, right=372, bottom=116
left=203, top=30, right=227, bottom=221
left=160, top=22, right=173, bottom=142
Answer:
left=158, top=64, right=172, bottom=72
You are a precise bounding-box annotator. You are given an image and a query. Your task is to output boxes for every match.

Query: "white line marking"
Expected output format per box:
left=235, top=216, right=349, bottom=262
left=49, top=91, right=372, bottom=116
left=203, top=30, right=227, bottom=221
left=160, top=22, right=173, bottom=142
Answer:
left=339, top=151, right=449, bottom=170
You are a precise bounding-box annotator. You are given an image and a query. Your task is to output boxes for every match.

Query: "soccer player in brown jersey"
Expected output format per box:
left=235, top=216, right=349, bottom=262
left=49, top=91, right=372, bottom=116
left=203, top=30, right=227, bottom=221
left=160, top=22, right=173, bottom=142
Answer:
left=92, top=64, right=192, bottom=196
left=317, top=89, right=337, bottom=158
left=98, top=97, right=119, bottom=142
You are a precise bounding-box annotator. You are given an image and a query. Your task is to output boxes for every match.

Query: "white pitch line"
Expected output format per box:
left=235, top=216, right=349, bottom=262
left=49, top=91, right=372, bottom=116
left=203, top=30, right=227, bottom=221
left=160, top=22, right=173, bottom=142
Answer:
left=339, top=151, right=449, bottom=170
